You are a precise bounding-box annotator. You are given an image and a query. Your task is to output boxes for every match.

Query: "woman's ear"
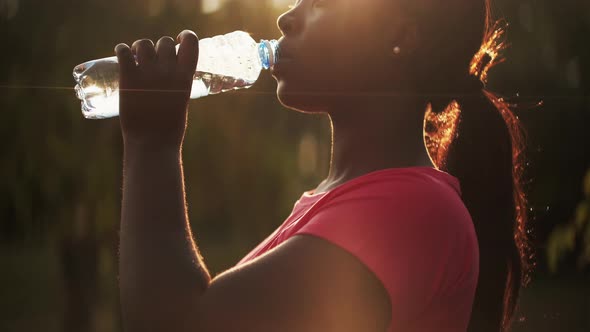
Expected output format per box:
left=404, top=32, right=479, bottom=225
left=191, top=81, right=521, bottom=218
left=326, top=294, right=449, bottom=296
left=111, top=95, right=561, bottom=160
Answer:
left=390, top=20, right=419, bottom=57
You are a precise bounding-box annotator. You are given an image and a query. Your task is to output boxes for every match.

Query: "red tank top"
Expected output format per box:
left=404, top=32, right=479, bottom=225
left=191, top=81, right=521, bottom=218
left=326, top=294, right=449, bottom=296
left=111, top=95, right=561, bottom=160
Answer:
left=236, top=166, right=479, bottom=332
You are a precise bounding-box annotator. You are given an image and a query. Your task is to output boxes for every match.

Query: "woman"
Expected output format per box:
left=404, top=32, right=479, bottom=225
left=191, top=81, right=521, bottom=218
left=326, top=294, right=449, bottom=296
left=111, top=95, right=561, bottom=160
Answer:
left=114, top=0, right=533, bottom=331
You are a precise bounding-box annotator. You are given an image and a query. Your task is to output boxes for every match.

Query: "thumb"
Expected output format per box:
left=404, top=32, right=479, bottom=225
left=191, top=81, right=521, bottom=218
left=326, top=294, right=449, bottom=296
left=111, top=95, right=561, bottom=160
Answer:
left=176, top=30, right=199, bottom=81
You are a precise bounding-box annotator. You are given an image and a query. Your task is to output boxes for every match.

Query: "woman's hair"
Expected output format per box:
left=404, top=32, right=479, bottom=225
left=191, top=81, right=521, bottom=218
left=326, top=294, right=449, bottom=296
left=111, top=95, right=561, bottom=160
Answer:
left=418, top=1, right=535, bottom=331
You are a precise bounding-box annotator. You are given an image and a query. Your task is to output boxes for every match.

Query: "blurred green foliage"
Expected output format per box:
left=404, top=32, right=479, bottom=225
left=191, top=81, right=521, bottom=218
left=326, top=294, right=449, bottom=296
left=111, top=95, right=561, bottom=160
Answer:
left=547, top=168, right=590, bottom=272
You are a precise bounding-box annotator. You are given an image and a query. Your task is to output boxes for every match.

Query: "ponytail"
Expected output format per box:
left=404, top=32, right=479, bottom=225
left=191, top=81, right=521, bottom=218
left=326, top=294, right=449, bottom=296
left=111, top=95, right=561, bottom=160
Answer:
left=423, top=10, right=534, bottom=332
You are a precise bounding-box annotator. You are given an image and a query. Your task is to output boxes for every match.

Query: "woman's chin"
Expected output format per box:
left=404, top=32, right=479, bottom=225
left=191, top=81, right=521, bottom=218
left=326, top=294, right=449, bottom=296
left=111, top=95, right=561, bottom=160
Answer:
left=276, top=84, right=325, bottom=113
left=277, top=85, right=320, bottom=113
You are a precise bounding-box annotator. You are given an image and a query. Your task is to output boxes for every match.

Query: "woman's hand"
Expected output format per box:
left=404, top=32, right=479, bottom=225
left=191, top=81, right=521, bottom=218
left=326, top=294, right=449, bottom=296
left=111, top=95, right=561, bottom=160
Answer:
left=115, top=30, right=199, bottom=149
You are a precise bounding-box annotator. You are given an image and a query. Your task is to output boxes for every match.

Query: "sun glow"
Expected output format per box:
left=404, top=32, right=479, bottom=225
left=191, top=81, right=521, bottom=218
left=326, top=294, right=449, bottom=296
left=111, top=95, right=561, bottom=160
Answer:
left=272, top=0, right=293, bottom=9
left=202, top=0, right=225, bottom=14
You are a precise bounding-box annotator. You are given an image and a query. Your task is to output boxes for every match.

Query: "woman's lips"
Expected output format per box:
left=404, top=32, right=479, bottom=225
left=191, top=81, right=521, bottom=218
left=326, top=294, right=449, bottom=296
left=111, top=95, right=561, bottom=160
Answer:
left=272, top=42, right=296, bottom=76
left=271, top=57, right=294, bottom=76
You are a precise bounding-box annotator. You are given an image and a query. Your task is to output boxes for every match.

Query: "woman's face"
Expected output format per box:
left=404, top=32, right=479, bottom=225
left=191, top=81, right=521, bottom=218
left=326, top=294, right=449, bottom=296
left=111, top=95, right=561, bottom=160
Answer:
left=272, top=0, right=403, bottom=113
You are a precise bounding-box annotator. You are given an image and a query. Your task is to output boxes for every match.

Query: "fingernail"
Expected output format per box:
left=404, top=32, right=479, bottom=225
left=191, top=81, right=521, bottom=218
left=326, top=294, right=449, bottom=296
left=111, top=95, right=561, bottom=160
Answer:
left=177, top=30, right=193, bottom=41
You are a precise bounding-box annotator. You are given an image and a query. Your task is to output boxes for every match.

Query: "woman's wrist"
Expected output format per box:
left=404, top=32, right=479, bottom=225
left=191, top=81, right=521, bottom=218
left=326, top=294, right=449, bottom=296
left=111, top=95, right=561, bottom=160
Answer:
left=123, top=137, right=183, bottom=160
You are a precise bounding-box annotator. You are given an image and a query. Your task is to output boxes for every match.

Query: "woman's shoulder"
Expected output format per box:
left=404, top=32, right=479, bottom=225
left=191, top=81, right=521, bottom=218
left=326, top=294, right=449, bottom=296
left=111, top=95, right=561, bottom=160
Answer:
left=296, top=166, right=473, bottom=247
left=320, top=166, right=462, bottom=208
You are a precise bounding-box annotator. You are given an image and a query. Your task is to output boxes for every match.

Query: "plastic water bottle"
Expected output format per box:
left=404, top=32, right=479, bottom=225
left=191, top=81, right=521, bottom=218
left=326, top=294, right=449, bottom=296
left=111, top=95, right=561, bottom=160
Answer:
left=73, top=31, right=279, bottom=119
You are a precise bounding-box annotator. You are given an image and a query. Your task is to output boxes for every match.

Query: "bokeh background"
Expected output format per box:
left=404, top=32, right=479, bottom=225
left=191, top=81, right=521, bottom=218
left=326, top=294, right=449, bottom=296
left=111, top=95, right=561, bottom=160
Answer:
left=0, top=0, right=589, bottom=331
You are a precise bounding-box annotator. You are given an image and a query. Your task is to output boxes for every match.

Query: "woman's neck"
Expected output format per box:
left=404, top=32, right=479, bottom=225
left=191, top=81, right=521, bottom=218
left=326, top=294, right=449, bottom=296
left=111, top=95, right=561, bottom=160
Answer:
left=315, top=99, right=434, bottom=194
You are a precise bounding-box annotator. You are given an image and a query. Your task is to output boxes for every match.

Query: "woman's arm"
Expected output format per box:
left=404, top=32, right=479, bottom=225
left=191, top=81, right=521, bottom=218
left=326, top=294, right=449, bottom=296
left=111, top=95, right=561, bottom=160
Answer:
left=116, top=30, right=212, bottom=331
left=120, top=142, right=211, bottom=331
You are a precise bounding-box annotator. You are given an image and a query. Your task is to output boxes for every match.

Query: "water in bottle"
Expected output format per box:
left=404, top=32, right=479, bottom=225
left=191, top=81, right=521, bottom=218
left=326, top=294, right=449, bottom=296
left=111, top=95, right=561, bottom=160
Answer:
left=73, top=31, right=279, bottom=119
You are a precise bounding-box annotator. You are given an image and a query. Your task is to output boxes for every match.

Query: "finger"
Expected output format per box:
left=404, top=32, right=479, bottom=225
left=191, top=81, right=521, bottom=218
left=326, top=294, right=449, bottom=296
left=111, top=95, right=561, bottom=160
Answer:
left=131, top=39, right=156, bottom=68
left=115, top=43, right=137, bottom=76
left=176, top=30, right=199, bottom=80
left=155, top=36, right=177, bottom=70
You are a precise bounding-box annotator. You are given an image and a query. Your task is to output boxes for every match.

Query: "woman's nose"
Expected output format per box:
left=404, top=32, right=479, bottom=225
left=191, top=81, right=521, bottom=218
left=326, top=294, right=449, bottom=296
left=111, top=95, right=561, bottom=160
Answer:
left=277, top=10, right=297, bottom=36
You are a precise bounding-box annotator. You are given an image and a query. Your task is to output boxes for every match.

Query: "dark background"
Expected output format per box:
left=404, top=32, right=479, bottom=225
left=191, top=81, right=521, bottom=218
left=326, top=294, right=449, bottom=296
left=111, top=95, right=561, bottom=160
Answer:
left=0, top=0, right=588, bottom=331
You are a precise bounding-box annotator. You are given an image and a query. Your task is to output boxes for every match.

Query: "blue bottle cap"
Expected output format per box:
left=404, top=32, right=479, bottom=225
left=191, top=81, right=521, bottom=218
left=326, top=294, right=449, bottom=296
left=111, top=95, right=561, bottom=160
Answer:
left=259, top=39, right=279, bottom=70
